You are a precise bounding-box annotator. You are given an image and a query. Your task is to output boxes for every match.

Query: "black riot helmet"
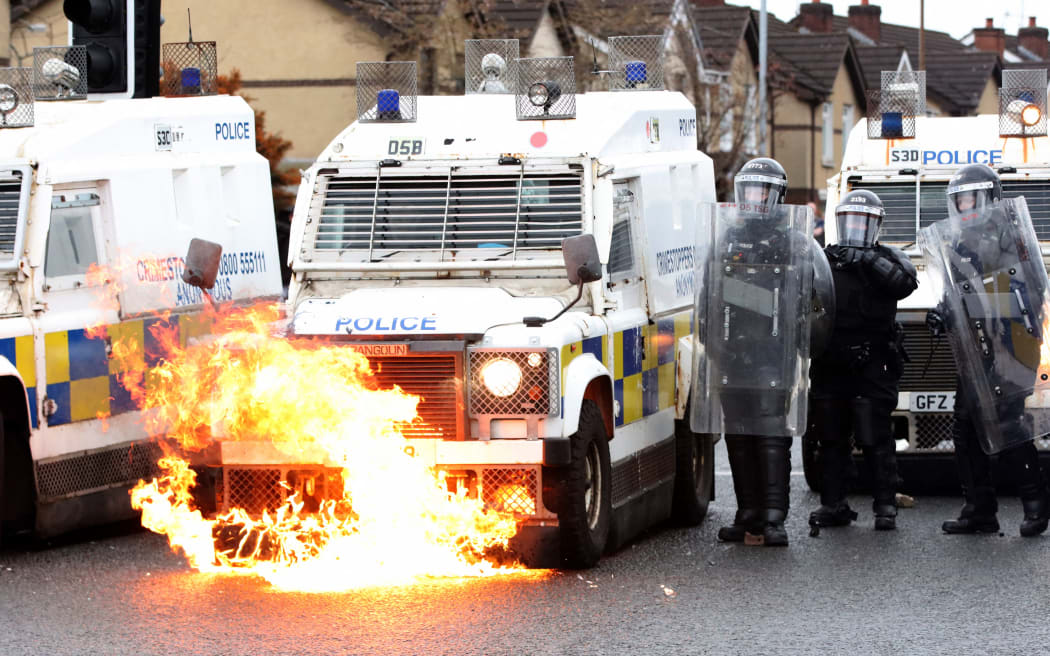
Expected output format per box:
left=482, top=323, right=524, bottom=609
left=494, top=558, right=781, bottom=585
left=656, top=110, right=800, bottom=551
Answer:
left=733, top=158, right=788, bottom=218
left=835, top=189, right=884, bottom=248
left=946, top=164, right=1002, bottom=220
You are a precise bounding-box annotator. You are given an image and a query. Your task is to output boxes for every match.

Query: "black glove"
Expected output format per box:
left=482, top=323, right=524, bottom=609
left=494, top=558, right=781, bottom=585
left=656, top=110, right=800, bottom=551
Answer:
left=925, top=308, right=945, bottom=337
left=827, top=245, right=863, bottom=267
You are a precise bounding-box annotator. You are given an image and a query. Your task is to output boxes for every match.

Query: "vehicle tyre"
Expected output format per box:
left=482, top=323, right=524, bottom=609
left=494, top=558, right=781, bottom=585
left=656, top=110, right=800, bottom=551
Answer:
left=671, top=416, right=714, bottom=526
left=802, top=432, right=821, bottom=493
left=554, top=400, right=611, bottom=569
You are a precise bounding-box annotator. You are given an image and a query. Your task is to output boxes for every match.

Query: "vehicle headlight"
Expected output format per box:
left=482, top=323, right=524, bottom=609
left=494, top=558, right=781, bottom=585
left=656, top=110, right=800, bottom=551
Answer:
left=480, top=358, right=522, bottom=397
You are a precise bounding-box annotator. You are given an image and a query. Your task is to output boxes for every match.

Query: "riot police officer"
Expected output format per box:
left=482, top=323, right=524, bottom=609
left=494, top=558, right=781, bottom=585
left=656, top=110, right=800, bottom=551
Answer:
left=926, top=164, right=1050, bottom=536
left=808, top=190, right=917, bottom=531
left=713, top=157, right=798, bottom=546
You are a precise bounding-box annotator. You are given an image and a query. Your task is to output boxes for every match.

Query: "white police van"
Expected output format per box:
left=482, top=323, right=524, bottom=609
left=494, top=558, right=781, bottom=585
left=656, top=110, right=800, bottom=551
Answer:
left=251, top=40, right=718, bottom=567
left=0, top=57, right=282, bottom=544
left=820, top=69, right=1050, bottom=492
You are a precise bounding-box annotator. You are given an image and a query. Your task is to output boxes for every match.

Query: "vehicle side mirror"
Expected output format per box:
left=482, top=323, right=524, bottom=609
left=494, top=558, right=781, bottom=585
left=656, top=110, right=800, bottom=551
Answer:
left=563, top=234, right=602, bottom=284
left=182, top=238, right=223, bottom=290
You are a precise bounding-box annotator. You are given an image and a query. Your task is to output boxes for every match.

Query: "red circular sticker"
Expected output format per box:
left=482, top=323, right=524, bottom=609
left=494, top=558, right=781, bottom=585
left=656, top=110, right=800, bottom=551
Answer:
left=530, top=132, right=548, bottom=148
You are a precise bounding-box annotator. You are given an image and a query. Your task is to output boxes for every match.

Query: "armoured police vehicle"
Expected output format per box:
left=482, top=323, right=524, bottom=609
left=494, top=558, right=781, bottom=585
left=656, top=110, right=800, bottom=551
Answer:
left=0, top=43, right=282, bottom=544
left=818, top=69, right=1050, bottom=492
left=258, top=38, right=718, bottom=567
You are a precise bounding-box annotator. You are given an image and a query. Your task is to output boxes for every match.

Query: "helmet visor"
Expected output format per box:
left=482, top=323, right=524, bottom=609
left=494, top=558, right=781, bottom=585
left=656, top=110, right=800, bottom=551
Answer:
left=947, top=181, right=995, bottom=220
left=836, top=208, right=882, bottom=248
left=734, top=174, right=784, bottom=216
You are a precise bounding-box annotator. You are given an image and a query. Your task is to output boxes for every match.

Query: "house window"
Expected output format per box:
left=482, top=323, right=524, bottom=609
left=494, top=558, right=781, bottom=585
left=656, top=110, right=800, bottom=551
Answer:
left=821, top=102, right=834, bottom=167
left=842, top=104, right=854, bottom=158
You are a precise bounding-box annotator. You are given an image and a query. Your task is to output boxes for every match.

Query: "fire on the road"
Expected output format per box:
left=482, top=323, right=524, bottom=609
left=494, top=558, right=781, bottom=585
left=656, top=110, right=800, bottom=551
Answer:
left=104, top=299, right=532, bottom=591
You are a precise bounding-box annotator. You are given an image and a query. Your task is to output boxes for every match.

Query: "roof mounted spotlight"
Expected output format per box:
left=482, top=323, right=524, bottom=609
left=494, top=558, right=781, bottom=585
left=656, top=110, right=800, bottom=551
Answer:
left=527, top=80, right=561, bottom=110
left=866, top=70, right=925, bottom=140
left=466, top=39, right=519, bottom=95
left=516, top=56, right=575, bottom=120
left=999, top=69, right=1047, bottom=137
left=0, top=68, right=34, bottom=128
left=32, top=46, right=88, bottom=100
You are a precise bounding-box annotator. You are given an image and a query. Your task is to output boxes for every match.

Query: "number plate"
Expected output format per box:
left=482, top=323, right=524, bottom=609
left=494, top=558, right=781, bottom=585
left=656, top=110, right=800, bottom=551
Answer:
left=888, top=147, right=920, bottom=164
left=386, top=138, right=425, bottom=157
left=909, top=392, right=955, bottom=412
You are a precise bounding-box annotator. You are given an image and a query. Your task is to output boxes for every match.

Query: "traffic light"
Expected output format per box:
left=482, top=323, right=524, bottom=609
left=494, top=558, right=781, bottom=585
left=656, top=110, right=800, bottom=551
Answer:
left=63, top=0, right=161, bottom=98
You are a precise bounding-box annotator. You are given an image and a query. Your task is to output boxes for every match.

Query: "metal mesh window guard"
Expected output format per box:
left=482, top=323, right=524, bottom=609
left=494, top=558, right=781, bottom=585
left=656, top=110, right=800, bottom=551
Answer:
left=357, top=62, right=417, bottom=123
left=0, top=68, right=34, bottom=128
left=849, top=177, right=1050, bottom=244
left=999, top=69, right=1047, bottom=137
left=516, top=57, right=576, bottom=120
left=307, top=164, right=584, bottom=261
left=32, top=46, right=87, bottom=100
left=466, top=39, right=519, bottom=94
left=607, top=35, right=664, bottom=91
left=867, top=70, right=925, bottom=139
left=161, top=41, right=218, bottom=96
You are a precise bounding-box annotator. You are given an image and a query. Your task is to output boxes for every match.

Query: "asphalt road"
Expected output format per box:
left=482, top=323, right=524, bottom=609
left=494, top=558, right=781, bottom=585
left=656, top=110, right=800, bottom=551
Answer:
left=3, top=442, right=1050, bottom=656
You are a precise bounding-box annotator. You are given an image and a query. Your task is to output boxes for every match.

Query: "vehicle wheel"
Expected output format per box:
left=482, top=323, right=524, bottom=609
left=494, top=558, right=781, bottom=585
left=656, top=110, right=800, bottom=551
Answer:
left=802, top=432, right=821, bottom=493
left=671, top=417, right=714, bottom=525
left=554, top=400, right=611, bottom=569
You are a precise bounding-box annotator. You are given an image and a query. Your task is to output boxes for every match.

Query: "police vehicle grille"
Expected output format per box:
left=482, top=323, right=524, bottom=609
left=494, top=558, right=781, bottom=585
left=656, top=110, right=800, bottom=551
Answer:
left=898, top=322, right=956, bottom=391
left=468, top=349, right=557, bottom=417
left=314, top=167, right=584, bottom=256
left=369, top=354, right=461, bottom=438
left=912, top=413, right=955, bottom=450
left=848, top=178, right=1050, bottom=243
left=224, top=468, right=282, bottom=515
left=482, top=467, right=538, bottom=515
left=34, top=440, right=164, bottom=501
left=0, top=171, right=23, bottom=257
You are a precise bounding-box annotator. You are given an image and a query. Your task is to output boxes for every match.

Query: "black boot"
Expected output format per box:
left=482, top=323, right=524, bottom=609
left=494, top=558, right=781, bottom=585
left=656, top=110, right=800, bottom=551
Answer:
left=809, top=397, right=855, bottom=528
left=718, top=435, right=762, bottom=542
left=943, top=404, right=998, bottom=534
left=873, top=503, right=897, bottom=531
left=864, top=443, right=899, bottom=531
left=1003, top=442, right=1049, bottom=537
left=752, top=436, right=791, bottom=547
left=942, top=486, right=999, bottom=534
left=810, top=503, right=857, bottom=527
left=1020, top=496, right=1048, bottom=537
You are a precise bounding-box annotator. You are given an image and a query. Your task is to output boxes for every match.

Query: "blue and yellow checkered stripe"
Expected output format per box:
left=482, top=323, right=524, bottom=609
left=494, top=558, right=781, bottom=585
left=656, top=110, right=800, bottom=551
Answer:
left=39, top=313, right=212, bottom=427
left=0, top=335, right=38, bottom=428
left=561, top=312, right=693, bottom=427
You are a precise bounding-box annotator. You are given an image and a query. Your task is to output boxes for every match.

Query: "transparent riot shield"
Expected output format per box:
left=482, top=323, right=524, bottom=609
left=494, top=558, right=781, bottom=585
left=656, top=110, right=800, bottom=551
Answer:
left=809, top=236, right=836, bottom=357
left=918, top=197, right=1050, bottom=454
left=690, top=202, right=815, bottom=437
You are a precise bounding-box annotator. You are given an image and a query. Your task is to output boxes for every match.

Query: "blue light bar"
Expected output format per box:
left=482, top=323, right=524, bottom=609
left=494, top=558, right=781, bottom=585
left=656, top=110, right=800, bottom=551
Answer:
left=625, top=61, right=647, bottom=86
left=181, top=67, right=201, bottom=93
left=881, top=111, right=903, bottom=138
left=377, top=88, right=401, bottom=120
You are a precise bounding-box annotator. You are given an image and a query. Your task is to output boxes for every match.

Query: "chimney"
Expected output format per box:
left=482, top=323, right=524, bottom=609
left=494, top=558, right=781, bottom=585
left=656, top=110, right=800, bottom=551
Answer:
left=848, top=1, right=881, bottom=43
left=1018, top=17, right=1049, bottom=60
left=799, top=0, right=833, bottom=34
left=693, top=0, right=726, bottom=6
left=973, top=18, right=1006, bottom=56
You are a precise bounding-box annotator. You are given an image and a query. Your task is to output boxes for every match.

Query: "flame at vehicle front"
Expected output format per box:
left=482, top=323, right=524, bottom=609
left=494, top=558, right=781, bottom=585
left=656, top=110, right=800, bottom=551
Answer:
left=116, top=302, right=530, bottom=591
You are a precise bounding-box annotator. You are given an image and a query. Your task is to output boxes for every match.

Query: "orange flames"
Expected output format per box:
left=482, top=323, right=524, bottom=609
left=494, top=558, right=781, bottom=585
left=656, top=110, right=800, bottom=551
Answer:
left=109, top=297, right=531, bottom=591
